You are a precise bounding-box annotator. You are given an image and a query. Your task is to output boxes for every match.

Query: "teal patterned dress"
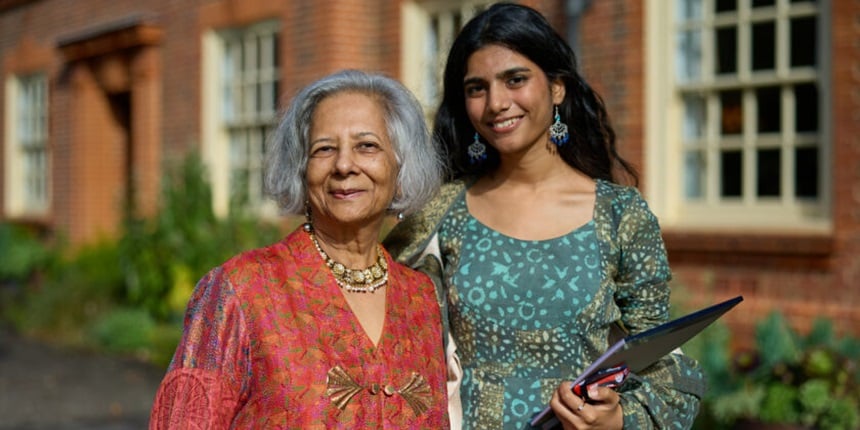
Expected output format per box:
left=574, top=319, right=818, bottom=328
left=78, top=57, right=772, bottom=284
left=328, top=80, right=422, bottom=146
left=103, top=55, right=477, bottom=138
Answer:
left=385, top=179, right=706, bottom=430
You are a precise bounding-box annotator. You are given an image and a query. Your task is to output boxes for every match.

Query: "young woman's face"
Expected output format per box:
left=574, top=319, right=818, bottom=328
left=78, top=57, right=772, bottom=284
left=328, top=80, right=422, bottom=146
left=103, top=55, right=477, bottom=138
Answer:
left=305, top=91, right=398, bottom=229
left=463, top=44, right=565, bottom=157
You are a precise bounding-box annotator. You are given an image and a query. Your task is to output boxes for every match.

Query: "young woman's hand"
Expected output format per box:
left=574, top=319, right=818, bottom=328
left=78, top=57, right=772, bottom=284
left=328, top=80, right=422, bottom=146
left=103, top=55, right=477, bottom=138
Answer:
left=549, top=383, right=624, bottom=430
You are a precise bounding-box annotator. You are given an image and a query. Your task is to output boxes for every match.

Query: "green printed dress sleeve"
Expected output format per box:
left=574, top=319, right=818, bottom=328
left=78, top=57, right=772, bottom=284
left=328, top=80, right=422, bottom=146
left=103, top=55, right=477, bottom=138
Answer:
left=610, top=186, right=706, bottom=429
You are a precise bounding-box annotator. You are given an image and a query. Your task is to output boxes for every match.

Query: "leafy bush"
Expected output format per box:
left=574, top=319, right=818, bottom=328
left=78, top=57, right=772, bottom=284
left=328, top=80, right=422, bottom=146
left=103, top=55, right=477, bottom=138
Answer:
left=693, top=312, right=860, bottom=430
left=1, top=151, right=284, bottom=364
left=3, top=240, right=124, bottom=345
left=0, top=222, right=53, bottom=285
left=119, top=152, right=283, bottom=321
left=89, top=307, right=156, bottom=354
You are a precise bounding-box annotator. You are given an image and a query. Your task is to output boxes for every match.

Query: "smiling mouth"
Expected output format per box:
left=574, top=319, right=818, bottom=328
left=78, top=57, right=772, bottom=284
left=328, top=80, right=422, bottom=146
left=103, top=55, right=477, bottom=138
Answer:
left=331, top=189, right=362, bottom=198
left=490, top=117, right=521, bottom=131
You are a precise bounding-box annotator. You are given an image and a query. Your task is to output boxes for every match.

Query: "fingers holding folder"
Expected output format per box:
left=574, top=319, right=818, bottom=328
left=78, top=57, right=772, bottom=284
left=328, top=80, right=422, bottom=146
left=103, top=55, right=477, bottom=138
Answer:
left=549, top=380, right=624, bottom=429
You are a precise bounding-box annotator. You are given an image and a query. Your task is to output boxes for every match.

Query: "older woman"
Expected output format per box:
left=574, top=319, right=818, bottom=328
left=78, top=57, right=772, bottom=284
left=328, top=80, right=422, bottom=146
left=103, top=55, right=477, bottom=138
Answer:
left=150, top=70, right=448, bottom=428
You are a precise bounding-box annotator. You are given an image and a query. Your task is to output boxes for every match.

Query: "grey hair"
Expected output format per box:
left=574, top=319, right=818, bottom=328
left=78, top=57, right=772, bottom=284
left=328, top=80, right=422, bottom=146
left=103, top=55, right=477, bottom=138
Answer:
left=264, top=69, right=443, bottom=215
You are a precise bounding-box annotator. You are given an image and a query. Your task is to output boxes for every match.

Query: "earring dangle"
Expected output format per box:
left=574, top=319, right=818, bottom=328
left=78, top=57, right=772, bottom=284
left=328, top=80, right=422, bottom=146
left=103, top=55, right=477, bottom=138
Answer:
left=549, top=105, right=569, bottom=147
left=303, top=201, right=313, bottom=232
left=468, top=132, right=487, bottom=164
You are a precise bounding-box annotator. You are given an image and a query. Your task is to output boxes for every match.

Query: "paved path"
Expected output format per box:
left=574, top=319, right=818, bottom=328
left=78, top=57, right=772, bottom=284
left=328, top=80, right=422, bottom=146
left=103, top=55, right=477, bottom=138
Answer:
left=0, top=328, right=165, bottom=429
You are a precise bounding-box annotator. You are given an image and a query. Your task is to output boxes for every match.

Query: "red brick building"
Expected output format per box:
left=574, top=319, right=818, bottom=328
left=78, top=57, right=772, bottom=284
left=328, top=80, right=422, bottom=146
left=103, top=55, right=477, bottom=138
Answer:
left=2, top=0, right=858, bottom=344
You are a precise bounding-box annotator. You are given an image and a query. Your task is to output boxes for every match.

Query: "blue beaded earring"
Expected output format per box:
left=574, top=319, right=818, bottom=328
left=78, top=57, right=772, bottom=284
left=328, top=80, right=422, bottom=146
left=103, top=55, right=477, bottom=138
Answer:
left=468, top=132, right=487, bottom=164
left=549, top=105, right=569, bottom=146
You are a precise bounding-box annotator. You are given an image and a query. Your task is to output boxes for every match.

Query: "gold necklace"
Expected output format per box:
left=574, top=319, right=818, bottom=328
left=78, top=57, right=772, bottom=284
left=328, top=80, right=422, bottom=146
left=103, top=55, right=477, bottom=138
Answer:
left=308, top=230, right=388, bottom=293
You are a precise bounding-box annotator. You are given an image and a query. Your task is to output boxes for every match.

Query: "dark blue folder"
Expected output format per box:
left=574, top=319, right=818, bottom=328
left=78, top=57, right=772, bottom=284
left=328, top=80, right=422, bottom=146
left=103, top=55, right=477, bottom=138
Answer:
left=530, top=295, right=744, bottom=428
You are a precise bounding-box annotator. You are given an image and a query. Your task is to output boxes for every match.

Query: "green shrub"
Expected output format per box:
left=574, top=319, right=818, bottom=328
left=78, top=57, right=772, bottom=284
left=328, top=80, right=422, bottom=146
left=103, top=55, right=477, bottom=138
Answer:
left=0, top=222, right=53, bottom=284
left=2, top=151, right=284, bottom=364
left=119, top=152, right=282, bottom=321
left=4, top=240, right=123, bottom=344
left=693, top=311, right=860, bottom=430
left=89, top=307, right=156, bottom=354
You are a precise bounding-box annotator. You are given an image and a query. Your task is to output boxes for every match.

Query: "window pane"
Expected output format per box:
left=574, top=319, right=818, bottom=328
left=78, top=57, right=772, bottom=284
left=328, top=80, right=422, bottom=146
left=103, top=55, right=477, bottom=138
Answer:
left=756, top=148, right=781, bottom=197
left=16, top=75, right=49, bottom=212
left=716, top=0, right=737, bottom=13
left=683, top=94, right=707, bottom=138
left=790, top=16, right=816, bottom=67
left=684, top=151, right=706, bottom=199
left=795, top=147, right=818, bottom=198
left=716, top=26, right=737, bottom=75
left=756, top=86, right=781, bottom=133
left=720, top=90, right=743, bottom=135
left=795, top=83, right=818, bottom=132
left=752, top=0, right=775, bottom=7
left=677, top=0, right=703, bottom=21
left=221, top=24, right=280, bottom=211
left=752, top=21, right=776, bottom=71
left=721, top=150, right=742, bottom=197
left=677, top=30, right=702, bottom=81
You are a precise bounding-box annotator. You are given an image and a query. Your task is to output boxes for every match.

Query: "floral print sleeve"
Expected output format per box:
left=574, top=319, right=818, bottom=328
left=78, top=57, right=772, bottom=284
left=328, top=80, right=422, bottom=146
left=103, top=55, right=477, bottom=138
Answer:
left=604, top=183, right=705, bottom=429
left=149, top=267, right=250, bottom=429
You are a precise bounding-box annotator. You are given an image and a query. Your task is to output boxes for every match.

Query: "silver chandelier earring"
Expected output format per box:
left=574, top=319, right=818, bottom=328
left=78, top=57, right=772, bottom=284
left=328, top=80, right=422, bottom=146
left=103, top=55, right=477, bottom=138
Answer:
left=468, top=132, right=488, bottom=164
left=549, top=105, right=569, bottom=147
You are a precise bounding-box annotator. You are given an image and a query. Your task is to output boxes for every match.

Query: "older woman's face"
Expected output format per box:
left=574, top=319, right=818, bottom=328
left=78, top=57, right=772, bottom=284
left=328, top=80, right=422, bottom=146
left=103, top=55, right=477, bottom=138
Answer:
left=306, top=91, right=398, bottom=229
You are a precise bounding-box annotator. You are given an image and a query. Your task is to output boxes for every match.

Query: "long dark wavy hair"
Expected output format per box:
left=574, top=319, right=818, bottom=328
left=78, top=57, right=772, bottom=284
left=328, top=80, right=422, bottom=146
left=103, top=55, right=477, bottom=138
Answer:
left=434, top=2, right=638, bottom=185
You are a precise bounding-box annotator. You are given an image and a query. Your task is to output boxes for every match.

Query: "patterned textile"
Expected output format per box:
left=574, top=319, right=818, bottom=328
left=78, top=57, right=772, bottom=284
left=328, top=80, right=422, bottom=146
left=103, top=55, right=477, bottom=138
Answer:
left=385, top=179, right=706, bottom=430
left=150, top=227, right=449, bottom=429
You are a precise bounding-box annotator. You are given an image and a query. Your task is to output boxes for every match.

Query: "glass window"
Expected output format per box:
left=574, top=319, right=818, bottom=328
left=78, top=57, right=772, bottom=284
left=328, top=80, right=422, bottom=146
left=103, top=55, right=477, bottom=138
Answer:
left=677, top=29, right=703, bottom=82
left=720, top=90, right=743, bottom=135
left=9, top=74, right=50, bottom=214
left=756, top=86, right=781, bottom=133
left=715, top=25, right=738, bottom=75
left=752, top=21, right=776, bottom=71
left=402, top=1, right=492, bottom=114
left=219, top=23, right=279, bottom=210
left=716, top=0, right=737, bottom=13
left=671, top=0, right=824, bottom=224
left=790, top=16, right=816, bottom=67
left=794, top=83, right=818, bottom=132
left=756, top=148, right=781, bottom=197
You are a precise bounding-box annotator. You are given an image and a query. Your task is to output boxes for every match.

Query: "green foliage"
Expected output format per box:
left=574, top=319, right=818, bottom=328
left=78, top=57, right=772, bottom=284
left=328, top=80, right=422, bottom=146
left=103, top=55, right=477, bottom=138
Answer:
left=694, top=311, right=860, bottom=430
left=4, top=240, right=124, bottom=345
left=89, top=307, right=156, bottom=354
left=0, top=223, right=52, bottom=283
left=119, top=152, right=282, bottom=321
left=1, top=151, right=283, bottom=365
left=755, top=312, right=801, bottom=374
left=759, top=383, right=800, bottom=423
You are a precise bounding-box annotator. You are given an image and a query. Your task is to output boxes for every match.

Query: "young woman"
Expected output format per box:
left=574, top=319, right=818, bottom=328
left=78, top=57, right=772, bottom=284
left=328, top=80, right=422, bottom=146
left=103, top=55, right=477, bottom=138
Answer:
left=386, top=4, right=704, bottom=429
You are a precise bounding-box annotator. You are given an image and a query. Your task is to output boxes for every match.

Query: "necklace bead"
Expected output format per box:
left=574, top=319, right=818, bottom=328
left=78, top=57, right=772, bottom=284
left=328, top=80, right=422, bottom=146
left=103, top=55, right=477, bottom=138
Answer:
left=308, top=231, right=388, bottom=293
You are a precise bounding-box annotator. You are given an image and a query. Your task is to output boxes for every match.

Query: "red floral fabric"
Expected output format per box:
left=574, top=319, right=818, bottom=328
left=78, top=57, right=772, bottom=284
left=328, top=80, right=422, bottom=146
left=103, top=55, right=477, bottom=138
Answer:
left=150, top=227, right=449, bottom=429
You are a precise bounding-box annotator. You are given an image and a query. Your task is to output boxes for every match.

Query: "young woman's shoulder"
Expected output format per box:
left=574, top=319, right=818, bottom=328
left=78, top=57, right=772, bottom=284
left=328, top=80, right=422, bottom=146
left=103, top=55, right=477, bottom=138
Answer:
left=595, top=179, right=646, bottom=204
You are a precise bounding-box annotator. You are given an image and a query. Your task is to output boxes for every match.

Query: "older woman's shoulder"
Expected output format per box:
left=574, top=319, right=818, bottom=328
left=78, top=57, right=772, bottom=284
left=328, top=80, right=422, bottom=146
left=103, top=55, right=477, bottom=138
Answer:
left=215, top=237, right=293, bottom=280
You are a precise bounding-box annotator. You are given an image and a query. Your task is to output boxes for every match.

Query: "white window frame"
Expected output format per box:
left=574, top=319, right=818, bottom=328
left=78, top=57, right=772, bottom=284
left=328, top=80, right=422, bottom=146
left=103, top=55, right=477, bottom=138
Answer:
left=202, top=20, right=280, bottom=218
left=645, top=0, right=830, bottom=232
left=4, top=73, right=49, bottom=217
left=400, top=0, right=493, bottom=116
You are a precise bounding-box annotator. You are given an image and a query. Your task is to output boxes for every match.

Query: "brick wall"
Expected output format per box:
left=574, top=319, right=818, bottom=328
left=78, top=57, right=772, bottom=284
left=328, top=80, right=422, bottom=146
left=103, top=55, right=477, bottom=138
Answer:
left=1, top=0, right=405, bottom=244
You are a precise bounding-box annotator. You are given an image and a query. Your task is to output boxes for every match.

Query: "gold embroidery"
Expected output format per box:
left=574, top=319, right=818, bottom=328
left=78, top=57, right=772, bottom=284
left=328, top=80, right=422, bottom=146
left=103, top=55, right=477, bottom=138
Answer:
left=398, top=372, right=432, bottom=415
left=325, top=366, right=363, bottom=410
left=324, top=366, right=433, bottom=416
